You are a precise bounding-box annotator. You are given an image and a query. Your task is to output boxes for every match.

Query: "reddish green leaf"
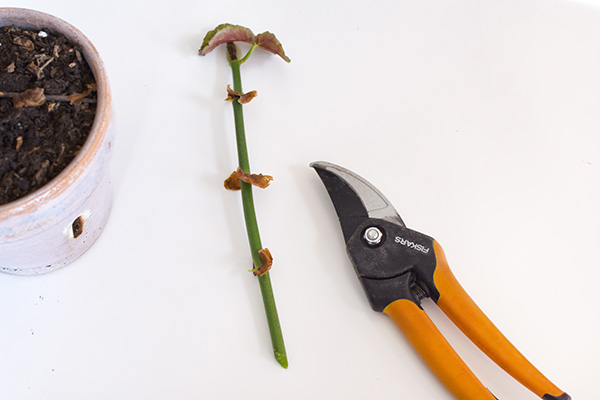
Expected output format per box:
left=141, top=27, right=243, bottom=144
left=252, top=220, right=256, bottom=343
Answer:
left=200, top=24, right=290, bottom=63
left=199, top=23, right=255, bottom=56
left=255, top=32, right=290, bottom=62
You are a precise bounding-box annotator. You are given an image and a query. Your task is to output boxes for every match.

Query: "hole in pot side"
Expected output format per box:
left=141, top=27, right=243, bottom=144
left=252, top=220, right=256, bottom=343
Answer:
left=72, top=215, right=84, bottom=238
left=0, top=25, right=98, bottom=206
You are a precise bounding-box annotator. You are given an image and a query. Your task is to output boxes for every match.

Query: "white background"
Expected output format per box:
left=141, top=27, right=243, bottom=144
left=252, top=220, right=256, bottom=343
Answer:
left=1, top=0, right=599, bottom=399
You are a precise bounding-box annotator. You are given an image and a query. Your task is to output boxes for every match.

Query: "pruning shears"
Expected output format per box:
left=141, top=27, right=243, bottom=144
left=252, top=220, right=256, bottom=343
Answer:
left=311, top=161, right=570, bottom=400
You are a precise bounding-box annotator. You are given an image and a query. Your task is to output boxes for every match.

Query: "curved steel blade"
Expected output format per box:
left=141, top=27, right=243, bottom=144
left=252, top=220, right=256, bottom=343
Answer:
left=311, top=161, right=405, bottom=241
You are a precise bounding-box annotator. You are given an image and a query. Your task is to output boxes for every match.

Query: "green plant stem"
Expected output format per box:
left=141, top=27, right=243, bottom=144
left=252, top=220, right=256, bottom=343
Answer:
left=238, top=43, right=258, bottom=65
left=228, top=45, right=288, bottom=369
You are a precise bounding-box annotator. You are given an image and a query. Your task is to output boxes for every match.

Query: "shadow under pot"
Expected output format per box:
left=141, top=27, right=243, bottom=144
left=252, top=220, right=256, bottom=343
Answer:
left=0, top=8, right=115, bottom=275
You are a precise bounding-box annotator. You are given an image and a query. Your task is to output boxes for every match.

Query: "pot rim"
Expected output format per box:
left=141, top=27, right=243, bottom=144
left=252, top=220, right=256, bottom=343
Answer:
left=0, top=7, right=113, bottom=218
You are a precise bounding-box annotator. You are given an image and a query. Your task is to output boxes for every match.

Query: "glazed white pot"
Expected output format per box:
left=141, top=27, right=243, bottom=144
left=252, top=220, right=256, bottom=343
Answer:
left=0, top=8, right=115, bottom=275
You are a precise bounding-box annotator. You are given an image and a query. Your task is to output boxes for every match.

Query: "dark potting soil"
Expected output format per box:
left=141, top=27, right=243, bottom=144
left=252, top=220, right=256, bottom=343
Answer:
left=0, top=25, right=97, bottom=206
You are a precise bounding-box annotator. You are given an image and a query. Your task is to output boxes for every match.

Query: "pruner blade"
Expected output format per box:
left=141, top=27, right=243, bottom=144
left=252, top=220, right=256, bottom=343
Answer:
left=310, top=161, right=404, bottom=242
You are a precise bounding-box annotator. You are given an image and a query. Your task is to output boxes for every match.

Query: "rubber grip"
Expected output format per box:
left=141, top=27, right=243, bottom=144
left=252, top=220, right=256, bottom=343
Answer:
left=384, top=299, right=497, bottom=400
left=432, top=241, right=567, bottom=399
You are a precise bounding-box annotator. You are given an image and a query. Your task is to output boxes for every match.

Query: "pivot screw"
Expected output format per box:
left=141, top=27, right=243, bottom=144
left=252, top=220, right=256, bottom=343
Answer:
left=363, top=227, right=383, bottom=246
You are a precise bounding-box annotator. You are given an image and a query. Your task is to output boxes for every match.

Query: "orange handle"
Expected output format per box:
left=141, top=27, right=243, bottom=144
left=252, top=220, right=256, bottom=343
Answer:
left=432, top=241, right=566, bottom=399
left=384, top=299, right=497, bottom=400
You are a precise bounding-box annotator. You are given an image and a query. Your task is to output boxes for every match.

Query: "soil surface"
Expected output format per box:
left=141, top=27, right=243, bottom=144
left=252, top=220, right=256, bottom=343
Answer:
left=0, top=25, right=97, bottom=206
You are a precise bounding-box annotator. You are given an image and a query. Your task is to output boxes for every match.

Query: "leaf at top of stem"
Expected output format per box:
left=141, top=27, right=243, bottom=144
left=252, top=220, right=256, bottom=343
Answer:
left=199, top=23, right=290, bottom=63
left=199, top=24, right=255, bottom=56
left=255, top=32, right=290, bottom=63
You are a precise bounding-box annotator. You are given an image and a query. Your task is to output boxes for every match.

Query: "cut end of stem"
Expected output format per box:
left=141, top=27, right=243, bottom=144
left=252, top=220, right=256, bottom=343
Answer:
left=275, top=351, right=288, bottom=369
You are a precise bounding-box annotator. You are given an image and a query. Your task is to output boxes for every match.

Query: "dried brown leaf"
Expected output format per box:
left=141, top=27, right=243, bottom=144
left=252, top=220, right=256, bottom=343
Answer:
left=224, top=170, right=242, bottom=191
left=13, top=88, right=46, bottom=108
left=225, top=85, right=257, bottom=104
left=238, top=90, right=257, bottom=104
left=253, top=248, right=273, bottom=276
left=67, top=83, right=97, bottom=105
left=6, top=62, right=15, bottom=73
left=13, top=36, right=34, bottom=51
left=225, top=85, right=238, bottom=102
left=34, top=53, right=52, bottom=65
left=26, top=62, right=45, bottom=80
left=34, top=160, right=50, bottom=184
left=224, top=167, right=273, bottom=190
left=235, top=167, right=272, bottom=188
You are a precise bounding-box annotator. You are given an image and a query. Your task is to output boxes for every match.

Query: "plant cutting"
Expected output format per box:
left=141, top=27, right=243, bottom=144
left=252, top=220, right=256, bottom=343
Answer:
left=199, top=23, right=290, bottom=368
left=0, top=8, right=114, bottom=275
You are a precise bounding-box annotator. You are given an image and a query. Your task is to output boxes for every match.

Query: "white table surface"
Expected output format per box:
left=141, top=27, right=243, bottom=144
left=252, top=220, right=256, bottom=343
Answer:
left=1, top=1, right=598, bottom=399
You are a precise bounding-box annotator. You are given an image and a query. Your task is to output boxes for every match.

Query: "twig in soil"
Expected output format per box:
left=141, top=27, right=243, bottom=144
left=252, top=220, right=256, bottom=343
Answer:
left=27, top=56, right=54, bottom=80
left=0, top=85, right=97, bottom=108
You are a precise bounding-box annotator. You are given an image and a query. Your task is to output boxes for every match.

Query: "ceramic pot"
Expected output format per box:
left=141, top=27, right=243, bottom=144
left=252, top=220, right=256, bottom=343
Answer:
left=0, top=8, right=115, bottom=275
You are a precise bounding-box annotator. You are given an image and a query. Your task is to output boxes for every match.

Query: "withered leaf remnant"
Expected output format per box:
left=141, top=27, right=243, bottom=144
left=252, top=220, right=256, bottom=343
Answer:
left=224, top=167, right=273, bottom=190
left=1, top=86, right=97, bottom=108
left=15, top=136, right=23, bottom=151
left=223, top=171, right=241, bottom=190
left=13, top=36, right=34, bottom=51
left=12, top=88, right=46, bottom=108
left=27, top=55, right=55, bottom=80
left=253, top=248, right=273, bottom=276
left=67, top=83, right=97, bottom=105
left=225, top=84, right=257, bottom=104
